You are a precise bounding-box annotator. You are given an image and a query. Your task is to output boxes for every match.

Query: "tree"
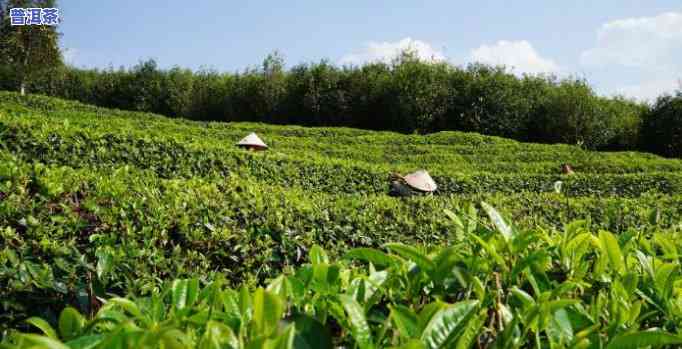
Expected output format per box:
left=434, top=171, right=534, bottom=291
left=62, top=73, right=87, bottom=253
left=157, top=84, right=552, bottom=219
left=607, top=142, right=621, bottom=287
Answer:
left=162, top=66, right=194, bottom=117
left=640, top=91, right=682, bottom=158
left=527, top=78, right=615, bottom=149
left=259, top=51, right=286, bottom=119
left=129, top=59, right=164, bottom=112
left=0, top=0, right=63, bottom=95
left=389, top=50, right=452, bottom=133
left=239, top=51, right=287, bottom=121
left=447, top=64, right=539, bottom=138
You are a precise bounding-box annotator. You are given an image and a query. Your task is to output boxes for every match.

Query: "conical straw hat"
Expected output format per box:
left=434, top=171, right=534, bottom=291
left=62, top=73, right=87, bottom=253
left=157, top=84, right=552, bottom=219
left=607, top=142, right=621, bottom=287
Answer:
left=403, top=170, right=437, bottom=192
left=236, top=132, right=268, bottom=149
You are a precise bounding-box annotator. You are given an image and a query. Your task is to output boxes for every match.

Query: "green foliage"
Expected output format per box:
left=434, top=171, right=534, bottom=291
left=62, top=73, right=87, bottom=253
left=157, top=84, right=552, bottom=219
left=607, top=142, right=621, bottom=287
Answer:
left=1, top=51, right=656, bottom=152
left=5, top=214, right=682, bottom=348
left=0, top=0, right=63, bottom=95
left=2, top=93, right=682, bottom=198
left=641, top=91, right=682, bottom=158
left=2, top=93, right=682, bottom=347
left=388, top=53, right=452, bottom=133
left=444, top=64, right=539, bottom=139
left=529, top=79, right=609, bottom=148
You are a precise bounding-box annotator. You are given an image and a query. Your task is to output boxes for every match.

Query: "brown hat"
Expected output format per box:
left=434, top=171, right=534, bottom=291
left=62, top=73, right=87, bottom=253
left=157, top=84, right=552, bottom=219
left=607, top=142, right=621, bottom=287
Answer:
left=403, top=170, right=437, bottom=192
left=236, top=132, right=268, bottom=150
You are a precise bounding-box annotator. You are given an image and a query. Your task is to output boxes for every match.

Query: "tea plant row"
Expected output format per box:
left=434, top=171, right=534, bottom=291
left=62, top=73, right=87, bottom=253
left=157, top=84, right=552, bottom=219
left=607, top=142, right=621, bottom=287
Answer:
left=4, top=207, right=682, bottom=348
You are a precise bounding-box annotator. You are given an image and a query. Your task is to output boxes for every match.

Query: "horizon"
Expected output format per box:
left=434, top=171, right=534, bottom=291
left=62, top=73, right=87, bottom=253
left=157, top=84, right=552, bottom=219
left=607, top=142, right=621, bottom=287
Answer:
left=56, top=1, right=682, bottom=101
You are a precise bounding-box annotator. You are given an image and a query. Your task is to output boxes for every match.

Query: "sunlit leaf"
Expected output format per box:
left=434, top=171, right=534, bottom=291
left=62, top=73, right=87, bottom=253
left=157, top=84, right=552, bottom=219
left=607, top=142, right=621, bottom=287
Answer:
left=420, top=300, right=479, bottom=349
left=343, top=248, right=398, bottom=267
left=310, top=245, right=329, bottom=265
left=339, top=295, right=374, bottom=349
left=481, top=201, right=512, bottom=241
left=25, top=317, right=58, bottom=339
left=384, top=243, right=435, bottom=275
left=606, top=331, right=682, bottom=349
left=252, top=288, right=285, bottom=337
left=390, top=304, right=419, bottom=338
left=58, top=307, right=85, bottom=341
left=598, top=230, right=624, bottom=275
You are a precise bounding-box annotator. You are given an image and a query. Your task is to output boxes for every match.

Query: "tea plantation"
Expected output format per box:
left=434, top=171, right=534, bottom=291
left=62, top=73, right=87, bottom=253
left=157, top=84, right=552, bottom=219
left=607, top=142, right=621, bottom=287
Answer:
left=2, top=91, right=682, bottom=348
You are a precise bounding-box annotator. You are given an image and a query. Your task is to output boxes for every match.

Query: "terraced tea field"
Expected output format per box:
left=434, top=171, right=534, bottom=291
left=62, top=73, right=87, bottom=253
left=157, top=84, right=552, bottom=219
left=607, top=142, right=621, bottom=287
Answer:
left=2, top=91, right=682, bottom=347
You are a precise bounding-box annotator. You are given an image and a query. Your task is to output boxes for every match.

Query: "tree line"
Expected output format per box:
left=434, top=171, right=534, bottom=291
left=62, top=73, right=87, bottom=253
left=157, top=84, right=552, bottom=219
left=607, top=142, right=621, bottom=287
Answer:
left=4, top=52, right=681, bottom=154
left=1, top=0, right=680, bottom=157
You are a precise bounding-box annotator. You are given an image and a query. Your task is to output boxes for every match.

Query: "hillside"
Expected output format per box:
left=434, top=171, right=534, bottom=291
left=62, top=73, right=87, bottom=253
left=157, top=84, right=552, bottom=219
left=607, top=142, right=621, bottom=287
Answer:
left=2, top=92, right=682, bottom=346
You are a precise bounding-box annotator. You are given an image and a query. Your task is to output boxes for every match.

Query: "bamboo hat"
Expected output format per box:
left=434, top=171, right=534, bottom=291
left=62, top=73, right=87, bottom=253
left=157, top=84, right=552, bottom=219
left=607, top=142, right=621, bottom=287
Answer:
left=403, top=170, right=437, bottom=192
left=236, top=132, right=268, bottom=150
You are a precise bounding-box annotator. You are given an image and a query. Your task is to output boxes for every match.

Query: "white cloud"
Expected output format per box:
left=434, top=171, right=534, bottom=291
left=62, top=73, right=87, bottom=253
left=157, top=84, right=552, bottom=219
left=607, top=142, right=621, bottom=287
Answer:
left=581, top=12, right=682, bottom=69
left=469, top=40, right=560, bottom=75
left=62, top=48, right=78, bottom=65
left=339, top=37, right=445, bottom=65
left=615, top=78, right=680, bottom=101
left=581, top=12, right=682, bottom=100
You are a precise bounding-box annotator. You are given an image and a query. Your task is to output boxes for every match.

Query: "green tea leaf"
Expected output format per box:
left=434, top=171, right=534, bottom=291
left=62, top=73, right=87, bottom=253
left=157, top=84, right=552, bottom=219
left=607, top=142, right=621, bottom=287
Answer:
left=309, top=245, right=329, bottom=265
left=65, top=335, right=104, bottom=349
left=264, top=324, right=295, bottom=349
left=58, top=307, right=85, bottom=340
left=606, top=331, right=682, bottom=349
left=108, top=297, right=143, bottom=319
left=199, top=321, right=239, bottom=349
left=481, top=201, right=512, bottom=242
left=252, top=288, right=285, bottom=337
left=390, top=304, right=419, bottom=338
left=95, top=249, right=113, bottom=280
left=421, top=300, right=479, bottom=349
left=599, top=230, right=624, bottom=275
left=17, top=334, right=70, bottom=349
left=171, top=279, right=189, bottom=311
left=339, top=294, right=374, bottom=349
left=384, top=243, right=435, bottom=275
left=455, top=311, right=485, bottom=349
left=343, top=248, right=397, bottom=267
left=25, top=317, right=58, bottom=339
left=292, top=314, right=333, bottom=349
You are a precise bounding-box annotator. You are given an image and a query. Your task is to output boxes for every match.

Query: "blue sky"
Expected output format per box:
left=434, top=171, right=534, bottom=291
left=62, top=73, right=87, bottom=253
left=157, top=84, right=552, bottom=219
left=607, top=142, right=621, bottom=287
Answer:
left=59, top=0, right=681, bottom=100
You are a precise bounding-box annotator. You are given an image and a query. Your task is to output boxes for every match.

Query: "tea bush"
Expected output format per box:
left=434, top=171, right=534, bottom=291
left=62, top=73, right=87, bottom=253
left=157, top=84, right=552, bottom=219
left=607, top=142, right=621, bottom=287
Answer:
left=1, top=153, right=682, bottom=336
left=4, top=207, right=682, bottom=348
left=2, top=92, right=682, bottom=346
left=3, top=93, right=682, bottom=198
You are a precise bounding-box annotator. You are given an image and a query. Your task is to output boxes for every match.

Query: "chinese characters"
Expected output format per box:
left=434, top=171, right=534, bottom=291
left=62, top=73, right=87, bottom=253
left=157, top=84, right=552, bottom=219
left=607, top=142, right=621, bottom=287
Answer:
left=9, top=7, right=59, bottom=26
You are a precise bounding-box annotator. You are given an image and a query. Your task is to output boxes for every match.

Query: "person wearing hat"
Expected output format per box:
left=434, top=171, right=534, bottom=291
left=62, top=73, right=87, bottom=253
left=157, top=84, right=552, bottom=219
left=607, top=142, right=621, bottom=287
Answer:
left=560, top=163, right=575, bottom=175
left=236, top=132, right=268, bottom=151
left=389, top=170, right=438, bottom=197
